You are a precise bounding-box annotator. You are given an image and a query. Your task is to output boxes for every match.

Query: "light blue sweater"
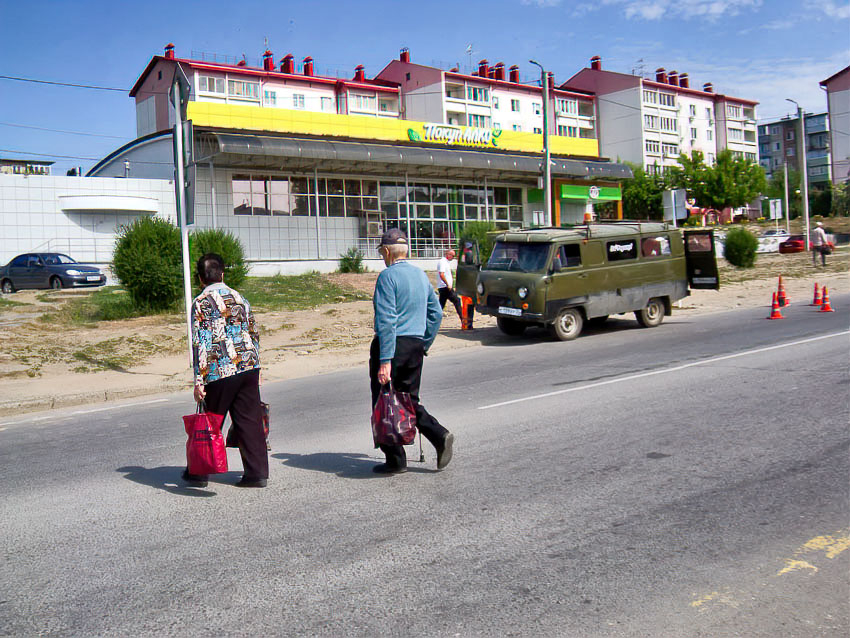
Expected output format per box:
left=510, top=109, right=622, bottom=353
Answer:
left=373, top=260, right=443, bottom=361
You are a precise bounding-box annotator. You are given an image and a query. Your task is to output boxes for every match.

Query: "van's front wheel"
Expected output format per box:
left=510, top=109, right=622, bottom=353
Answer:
left=550, top=307, right=583, bottom=341
left=636, top=298, right=665, bottom=328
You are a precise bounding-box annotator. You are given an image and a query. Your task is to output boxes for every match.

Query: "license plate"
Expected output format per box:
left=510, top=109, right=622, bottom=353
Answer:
left=498, top=306, right=522, bottom=317
left=86, top=275, right=100, bottom=282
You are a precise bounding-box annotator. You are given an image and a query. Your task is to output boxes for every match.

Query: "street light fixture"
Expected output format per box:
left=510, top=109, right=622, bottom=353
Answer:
left=786, top=98, right=810, bottom=251
left=529, top=59, right=552, bottom=226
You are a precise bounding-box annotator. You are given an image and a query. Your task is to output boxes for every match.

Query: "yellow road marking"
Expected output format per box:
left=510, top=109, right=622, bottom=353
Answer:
left=802, top=533, right=850, bottom=559
left=777, top=560, right=818, bottom=576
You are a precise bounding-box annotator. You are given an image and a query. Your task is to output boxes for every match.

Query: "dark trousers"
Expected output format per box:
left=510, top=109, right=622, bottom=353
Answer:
left=370, top=336, right=450, bottom=468
left=438, top=287, right=463, bottom=320
left=202, top=368, right=268, bottom=480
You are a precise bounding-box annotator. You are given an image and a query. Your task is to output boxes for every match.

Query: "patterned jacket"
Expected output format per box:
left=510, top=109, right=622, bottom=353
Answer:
left=192, top=282, right=260, bottom=386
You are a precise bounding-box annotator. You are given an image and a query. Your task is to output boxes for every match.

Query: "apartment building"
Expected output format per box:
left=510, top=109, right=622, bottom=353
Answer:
left=820, top=65, right=850, bottom=184
left=563, top=57, right=759, bottom=174
left=0, top=158, right=53, bottom=176
left=758, top=112, right=831, bottom=187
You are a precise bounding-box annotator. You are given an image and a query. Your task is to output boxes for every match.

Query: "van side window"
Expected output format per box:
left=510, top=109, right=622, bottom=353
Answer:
left=641, top=235, right=671, bottom=258
left=555, top=244, right=582, bottom=268
left=606, top=239, right=637, bottom=261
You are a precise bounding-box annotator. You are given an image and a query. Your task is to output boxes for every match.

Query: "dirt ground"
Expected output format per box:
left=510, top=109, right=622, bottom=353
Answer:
left=0, top=250, right=846, bottom=416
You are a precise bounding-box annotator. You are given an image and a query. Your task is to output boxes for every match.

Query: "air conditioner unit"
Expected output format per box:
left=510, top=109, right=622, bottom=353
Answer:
left=367, top=221, right=382, bottom=237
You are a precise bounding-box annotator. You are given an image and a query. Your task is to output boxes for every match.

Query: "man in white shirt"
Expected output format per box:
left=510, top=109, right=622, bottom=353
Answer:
left=810, top=221, right=829, bottom=266
left=436, top=249, right=463, bottom=321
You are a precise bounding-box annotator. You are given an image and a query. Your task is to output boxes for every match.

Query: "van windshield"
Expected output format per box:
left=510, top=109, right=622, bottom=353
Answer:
left=487, top=242, right=551, bottom=272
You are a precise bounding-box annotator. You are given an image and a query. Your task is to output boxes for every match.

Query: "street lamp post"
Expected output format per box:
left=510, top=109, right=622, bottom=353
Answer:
left=529, top=60, right=552, bottom=226
left=786, top=98, right=810, bottom=252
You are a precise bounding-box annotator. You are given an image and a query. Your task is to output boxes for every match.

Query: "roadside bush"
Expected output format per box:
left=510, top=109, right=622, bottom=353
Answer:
left=338, top=247, right=366, bottom=273
left=113, top=217, right=182, bottom=310
left=190, top=228, right=249, bottom=290
left=723, top=227, right=758, bottom=268
left=459, top=221, right=499, bottom=263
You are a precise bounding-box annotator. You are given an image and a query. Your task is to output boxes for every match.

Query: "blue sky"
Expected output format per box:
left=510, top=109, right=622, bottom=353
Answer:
left=1, top=0, right=847, bottom=173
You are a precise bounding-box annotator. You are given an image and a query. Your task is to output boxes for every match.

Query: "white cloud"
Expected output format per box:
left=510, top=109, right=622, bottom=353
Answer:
left=520, top=0, right=563, bottom=6
left=577, top=0, right=762, bottom=20
left=804, top=0, right=850, bottom=19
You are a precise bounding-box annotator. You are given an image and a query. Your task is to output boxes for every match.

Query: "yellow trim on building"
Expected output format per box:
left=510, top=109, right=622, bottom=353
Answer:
left=187, top=102, right=600, bottom=158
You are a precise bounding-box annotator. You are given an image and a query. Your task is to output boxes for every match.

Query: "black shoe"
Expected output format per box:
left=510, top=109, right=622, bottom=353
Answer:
left=372, top=463, right=408, bottom=475
left=181, top=469, right=208, bottom=487
left=436, top=433, right=455, bottom=470
left=235, top=477, right=268, bottom=488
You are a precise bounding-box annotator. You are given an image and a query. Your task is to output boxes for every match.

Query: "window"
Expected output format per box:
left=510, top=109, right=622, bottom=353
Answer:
left=786, top=147, right=795, bottom=156
left=690, top=127, right=698, bottom=139
left=533, top=127, right=542, bottom=134
left=643, top=90, right=657, bottom=104
left=729, top=128, right=744, bottom=141
left=707, top=129, right=713, bottom=141
left=555, top=244, right=582, bottom=269
left=644, top=114, right=659, bottom=129
left=660, top=117, right=677, bottom=132
left=263, top=90, right=277, bottom=106
left=659, top=93, right=675, bottom=107
left=744, top=152, right=757, bottom=162
left=606, top=239, right=637, bottom=261
left=645, top=140, right=660, bottom=154
left=293, top=93, right=305, bottom=109
left=556, top=98, right=577, bottom=114
left=469, top=114, right=491, bottom=128
left=558, top=125, right=578, bottom=137
left=641, top=235, right=671, bottom=257
left=706, top=108, right=713, bottom=121
left=689, top=104, right=696, bottom=116
left=353, top=94, right=377, bottom=111
left=467, top=86, right=489, bottom=102
left=786, top=129, right=795, bottom=141
left=199, top=75, right=225, bottom=94
left=511, top=99, right=520, bottom=112
left=321, top=97, right=334, bottom=112
left=662, top=143, right=679, bottom=156
left=227, top=79, right=259, bottom=99
left=512, top=124, right=521, bottom=131
left=533, top=102, right=541, bottom=115
left=493, top=96, right=500, bottom=109
left=232, top=175, right=269, bottom=215
left=727, top=104, right=742, bottom=118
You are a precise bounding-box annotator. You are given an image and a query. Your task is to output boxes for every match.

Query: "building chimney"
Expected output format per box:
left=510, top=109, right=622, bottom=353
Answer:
left=494, top=62, right=505, bottom=81
left=509, top=65, right=520, bottom=83
left=547, top=71, right=555, bottom=88
left=487, top=67, right=496, bottom=79
left=590, top=55, right=601, bottom=70
left=237, top=58, right=247, bottom=67
left=354, top=64, right=365, bottom=82
left=164, top=43, right=175, bottom=60
left=703, top=82, right=714, bottom=93
left=449, top=66, right=459, bottom=73
left=303, top=56, right=314, bottom=76
left=478, top=59, right=489, bottom=77
left=281, top=54, right=295, bottom=74
left=400, top=47, right=410, bottom=63
left=668, top=70, right=679, bottom=87
left=263, top=50, right=274, bottom=71
left=679, top=73, right=689, bottom=89
left=655, top=67, right=667, bottom=83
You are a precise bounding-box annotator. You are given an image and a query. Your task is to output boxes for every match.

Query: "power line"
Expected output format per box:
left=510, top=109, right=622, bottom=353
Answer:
left=0, top=74, right=127, bottom=92
left=0, top=148, right=172, bottom=165
left=0, top=121, right=126, bottom=139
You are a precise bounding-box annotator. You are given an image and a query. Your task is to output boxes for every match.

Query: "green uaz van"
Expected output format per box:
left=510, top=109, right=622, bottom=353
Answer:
left=455, top=223, right=718, bottom=341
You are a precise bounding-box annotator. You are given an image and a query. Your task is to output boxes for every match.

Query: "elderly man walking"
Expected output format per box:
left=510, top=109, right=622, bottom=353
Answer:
left=369, top=228, right=455, bottom=474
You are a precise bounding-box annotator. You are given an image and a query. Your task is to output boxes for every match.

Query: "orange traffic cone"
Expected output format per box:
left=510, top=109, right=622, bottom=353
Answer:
left=777, top=275, right=788, bottom=307
left=810, top=283, right=822, bottom=306
left=767, top=292, right=784, bottom=320
left=819, top=287, right=835, bottom=313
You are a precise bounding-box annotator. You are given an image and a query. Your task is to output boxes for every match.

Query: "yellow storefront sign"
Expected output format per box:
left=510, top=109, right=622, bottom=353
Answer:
left=187, top=102, right=599, bottom=158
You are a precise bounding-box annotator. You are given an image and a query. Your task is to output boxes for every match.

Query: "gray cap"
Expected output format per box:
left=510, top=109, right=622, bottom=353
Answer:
left=379, top=228, right=408, bottom=246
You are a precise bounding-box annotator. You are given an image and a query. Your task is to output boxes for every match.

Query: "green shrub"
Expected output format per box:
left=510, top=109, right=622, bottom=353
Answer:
left=190, top=228, right=249, bottom=290
left=459, top=221, right=499, bottom=263
left=112, top=217, right=183, bottom=310
left=338, top=247, right=366, bottom=273
left=723, top=227, right=759, bottom=268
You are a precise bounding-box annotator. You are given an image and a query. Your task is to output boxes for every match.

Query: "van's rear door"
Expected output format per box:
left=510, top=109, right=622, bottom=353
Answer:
left=683, top=230, right=719, bottom=290
left=455, top=240, right=480, bottom=298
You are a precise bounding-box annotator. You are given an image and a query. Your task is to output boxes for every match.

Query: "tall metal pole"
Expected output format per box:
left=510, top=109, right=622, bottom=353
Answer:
left=783, top=162, right=790, bottom=234
left=173, top=77, right=194, bottom=368
left=530, top=60, right=551, bottom=227
left=787, top=99, right=810, bottom=251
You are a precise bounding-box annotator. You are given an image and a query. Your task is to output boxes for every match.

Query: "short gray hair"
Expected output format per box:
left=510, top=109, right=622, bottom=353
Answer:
left=385, top=243, right=408, bottom=260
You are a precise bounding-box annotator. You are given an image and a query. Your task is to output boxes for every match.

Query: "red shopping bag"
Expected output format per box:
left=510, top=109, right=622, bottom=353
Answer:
left=183, top=406, right=228, bottom=475
left=371, top=384, right=417, bottom=448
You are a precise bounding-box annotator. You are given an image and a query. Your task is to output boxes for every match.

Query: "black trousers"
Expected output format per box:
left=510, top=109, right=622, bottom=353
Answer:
left=201, top=368, right=268, bottom=480
left=438, top=287, right=463, bottom=320
left=369, top=336, right=450, bottom=468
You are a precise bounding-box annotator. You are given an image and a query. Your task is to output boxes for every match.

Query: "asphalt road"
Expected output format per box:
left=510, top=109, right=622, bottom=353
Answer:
left=1, top=295, right=848, bottom=637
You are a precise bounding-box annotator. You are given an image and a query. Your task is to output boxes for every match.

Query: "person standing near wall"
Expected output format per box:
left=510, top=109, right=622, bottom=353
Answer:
left=436, top=248, right=463, bottom=322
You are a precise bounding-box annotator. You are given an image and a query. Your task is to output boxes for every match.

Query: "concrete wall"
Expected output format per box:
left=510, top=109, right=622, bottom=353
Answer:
left=596, top=86, right=642, bottom=164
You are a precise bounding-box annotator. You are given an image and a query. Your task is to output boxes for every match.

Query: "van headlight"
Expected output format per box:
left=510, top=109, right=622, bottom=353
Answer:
left=517, top=286, right=528, bottom=299
left=476, top=282, right=484, bottom=295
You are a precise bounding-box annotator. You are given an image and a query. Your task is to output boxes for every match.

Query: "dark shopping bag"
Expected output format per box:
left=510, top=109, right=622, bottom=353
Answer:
left=183, top=404, right=228, bottom=475
left=371, top=384, right=417, bottom=447
left=226, top=401, right=271, bottom=451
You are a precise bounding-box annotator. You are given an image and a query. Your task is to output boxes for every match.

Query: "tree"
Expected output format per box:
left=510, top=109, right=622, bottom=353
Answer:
left=113, top=217, right=183, bottom=311
left=621, top=163, right=667, bottom=219
left=669, top=149, right=766, bottom=211
left=832, top=181, right=850, bottom=217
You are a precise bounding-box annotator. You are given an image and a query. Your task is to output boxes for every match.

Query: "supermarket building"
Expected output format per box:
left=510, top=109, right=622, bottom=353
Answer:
left=88, top=44, right=630, bottom=270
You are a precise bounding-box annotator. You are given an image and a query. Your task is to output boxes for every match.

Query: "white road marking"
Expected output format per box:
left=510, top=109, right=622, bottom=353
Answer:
left=0, top=398, right=171, bottom=427
left=478, top=331, right=850, bottom=410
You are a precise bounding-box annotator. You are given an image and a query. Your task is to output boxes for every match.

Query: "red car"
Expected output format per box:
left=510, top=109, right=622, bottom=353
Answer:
left=778, top=235, right=805, bottom=254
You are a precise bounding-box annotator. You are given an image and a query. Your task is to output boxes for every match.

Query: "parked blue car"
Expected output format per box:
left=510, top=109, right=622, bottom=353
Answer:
left=0, top=253, right=106, bottom=293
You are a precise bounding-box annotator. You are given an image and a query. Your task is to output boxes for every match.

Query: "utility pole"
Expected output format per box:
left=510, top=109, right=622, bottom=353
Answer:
left=530, top=60, right=551, bottom=226
left=786, top=99, right=810, bottom=251
left=172, top=70, right=194, bottom=367
left=783, top=162, right=790, bottom=234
